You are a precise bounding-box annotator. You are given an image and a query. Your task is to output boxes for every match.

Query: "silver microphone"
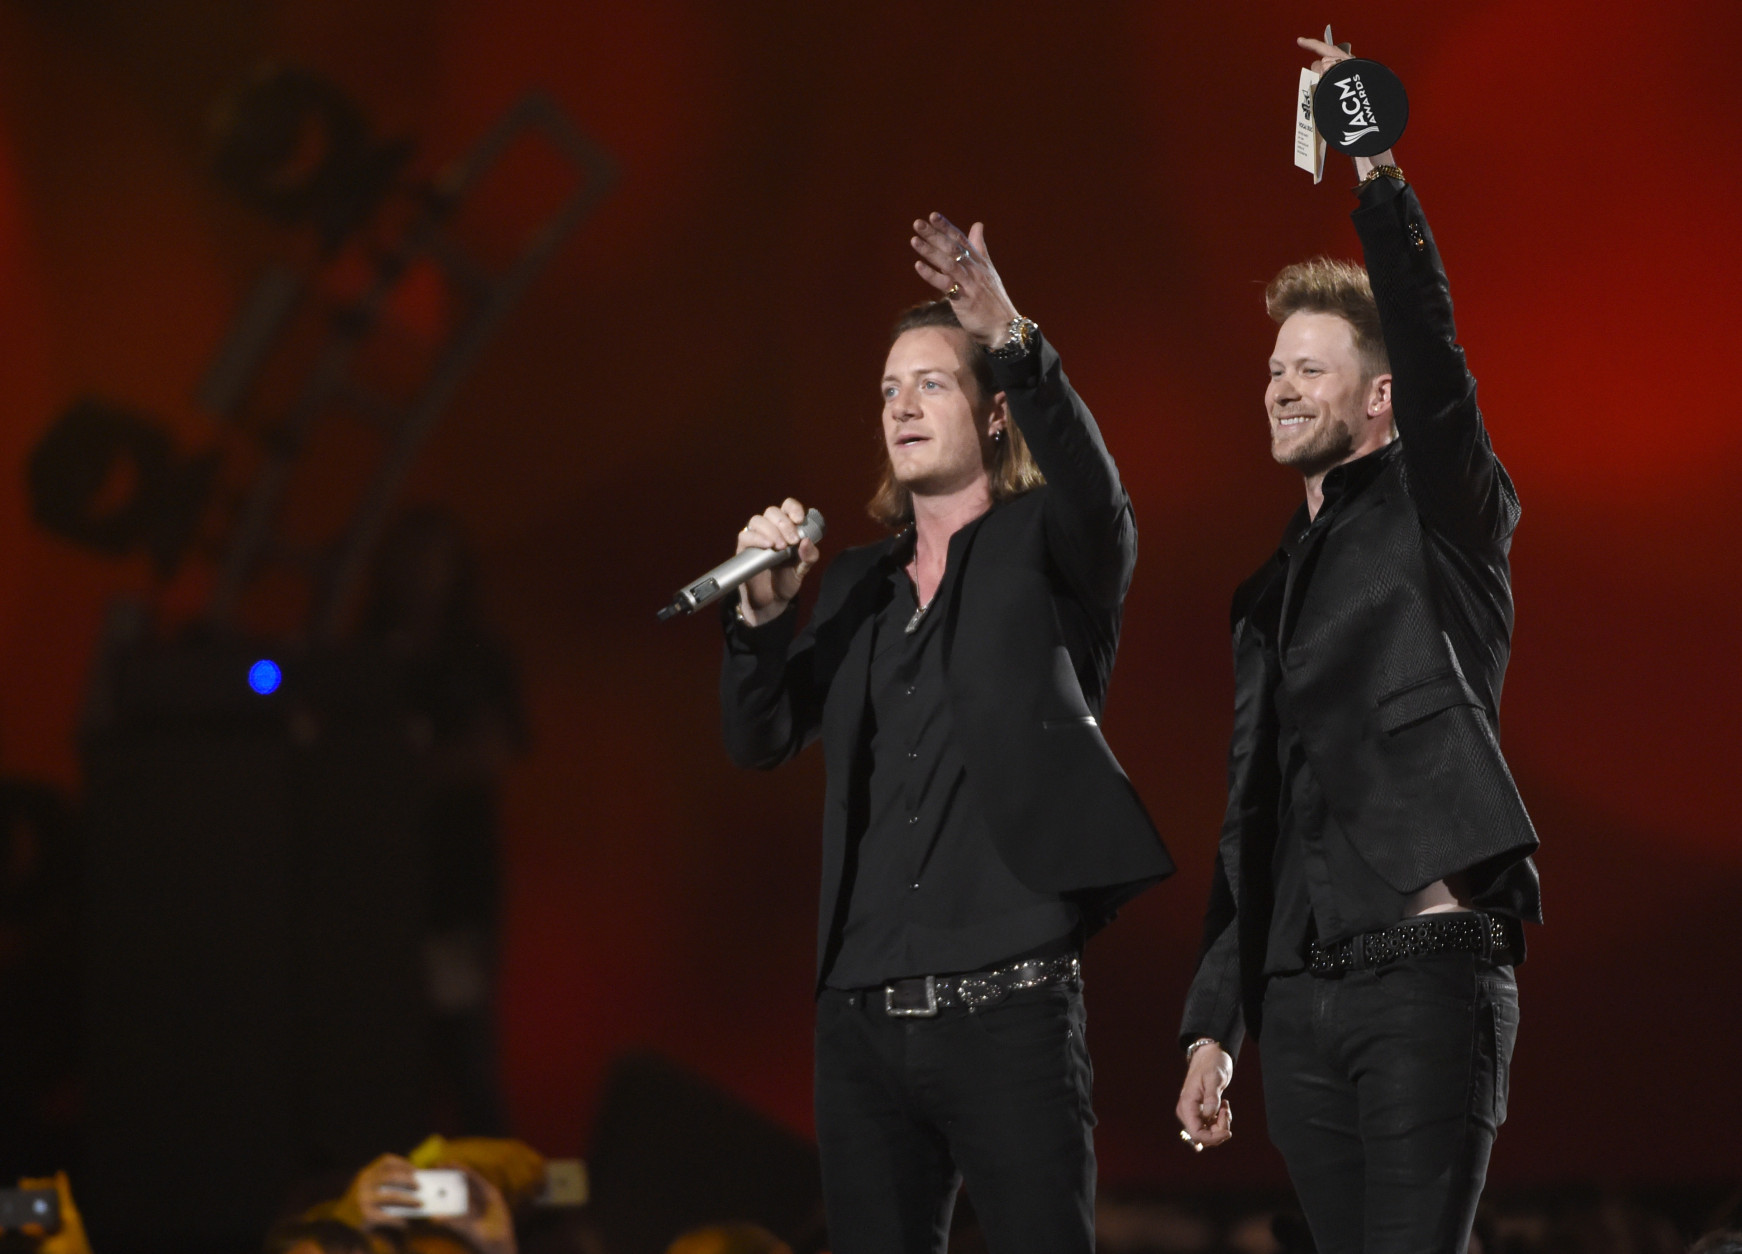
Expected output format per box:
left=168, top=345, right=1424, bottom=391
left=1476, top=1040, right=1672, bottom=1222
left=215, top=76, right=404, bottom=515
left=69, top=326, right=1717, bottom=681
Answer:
left=658, top=508, right=826, bottom=620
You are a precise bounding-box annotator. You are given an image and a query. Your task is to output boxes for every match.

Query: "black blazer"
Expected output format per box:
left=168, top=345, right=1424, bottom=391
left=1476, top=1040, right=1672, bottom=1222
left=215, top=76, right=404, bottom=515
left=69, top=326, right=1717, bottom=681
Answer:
left=1181, top=184, right=1542, bottom=1056
left=721, top=333, right=1172, bottom=985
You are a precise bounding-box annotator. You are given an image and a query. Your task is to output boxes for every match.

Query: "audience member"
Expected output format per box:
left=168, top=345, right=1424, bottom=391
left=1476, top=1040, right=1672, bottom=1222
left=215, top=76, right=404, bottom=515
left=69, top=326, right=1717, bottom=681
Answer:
left=1, top=1173, right=91, bottom=1254
left=663, top=1223, right=792, bottom=1254
left=1689, top=1233, right=1742, bottom=1254
left=261, top=1217, right=374, bottom=1254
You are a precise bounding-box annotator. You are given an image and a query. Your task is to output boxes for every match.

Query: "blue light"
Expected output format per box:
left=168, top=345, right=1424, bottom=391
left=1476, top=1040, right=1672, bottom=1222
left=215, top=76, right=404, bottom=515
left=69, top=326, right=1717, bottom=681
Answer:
left=248, top=659, right=282, bottom=696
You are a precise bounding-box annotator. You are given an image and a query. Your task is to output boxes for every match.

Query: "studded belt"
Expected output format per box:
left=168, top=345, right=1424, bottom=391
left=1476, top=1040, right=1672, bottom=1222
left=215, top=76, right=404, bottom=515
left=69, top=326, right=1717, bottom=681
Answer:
left=1308, top=912, right=1515, bottom=977
left=880, top=954, right=1081, bottom=1018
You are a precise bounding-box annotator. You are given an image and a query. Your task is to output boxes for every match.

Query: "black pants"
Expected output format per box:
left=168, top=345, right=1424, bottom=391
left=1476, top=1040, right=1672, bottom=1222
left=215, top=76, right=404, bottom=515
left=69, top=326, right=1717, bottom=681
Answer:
left=813, top=980, right=1095, bottom=1254
left=1261, top=951, right=1519, bottom=1254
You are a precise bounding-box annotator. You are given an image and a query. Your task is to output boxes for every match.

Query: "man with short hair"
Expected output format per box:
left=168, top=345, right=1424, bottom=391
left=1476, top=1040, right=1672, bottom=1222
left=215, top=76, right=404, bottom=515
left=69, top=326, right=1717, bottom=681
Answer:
left=722, top=213, right=1170, bottom=1252
left=1174, top=36, right=1542, bottom=1254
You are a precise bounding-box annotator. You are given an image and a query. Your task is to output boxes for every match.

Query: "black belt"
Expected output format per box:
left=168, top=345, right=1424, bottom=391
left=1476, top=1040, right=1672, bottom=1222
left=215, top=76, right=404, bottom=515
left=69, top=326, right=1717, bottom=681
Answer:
left=879, top=954, right=1080, bottom=1018
left=1308, top=912, right=1515, bottom=977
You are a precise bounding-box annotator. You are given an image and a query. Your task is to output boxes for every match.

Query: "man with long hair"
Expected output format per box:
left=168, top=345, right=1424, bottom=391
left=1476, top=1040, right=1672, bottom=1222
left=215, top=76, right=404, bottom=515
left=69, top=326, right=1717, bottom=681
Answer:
left=720, top=214, right=1170, bottom=1252
left=1174, top=35, right=1542, bottom=1254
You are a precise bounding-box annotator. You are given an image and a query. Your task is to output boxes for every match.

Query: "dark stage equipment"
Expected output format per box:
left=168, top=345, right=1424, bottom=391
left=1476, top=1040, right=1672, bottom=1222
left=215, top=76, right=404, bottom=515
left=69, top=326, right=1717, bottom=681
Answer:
left=587, top=1053, right=827, bottom=1254
left=69, top=76, right=616, bottom=1254
left=29, top=67, right=616, bottom=643
left=212, top=66, right=414, bottom=249
left=79, top=638, right=429, bottom=1254
left=27, top=398, right=219, bottom=578
left=203, top=85, right=616, bottom=643
left=0, top=778, right=81, bottom=1180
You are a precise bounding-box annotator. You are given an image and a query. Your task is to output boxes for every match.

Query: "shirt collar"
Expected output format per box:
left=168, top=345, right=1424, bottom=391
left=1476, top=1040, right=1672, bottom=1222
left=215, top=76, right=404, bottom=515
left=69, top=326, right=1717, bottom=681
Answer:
left=1280, top=441, right=1398, bottom=556
left=1319, top=440, right=1397, bottom=512
left=886, top=526, right=918, bottom=570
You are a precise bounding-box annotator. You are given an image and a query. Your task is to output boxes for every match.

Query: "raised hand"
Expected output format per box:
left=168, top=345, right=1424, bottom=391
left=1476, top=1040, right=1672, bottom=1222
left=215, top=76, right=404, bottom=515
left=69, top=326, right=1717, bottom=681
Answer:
left=909, top=213, right=1021, bottom=348
left=437, top=1163, right=516, bottom=1254
left=736, top=497, right=820, bottom=626
left=348, top=1154, right=419, bottom=1229
left=1297, top=33, right=1351, bottom=76
left=19, top=1172, right=95, bottom=1254
left=1297, top=35, right=1397, bottom=176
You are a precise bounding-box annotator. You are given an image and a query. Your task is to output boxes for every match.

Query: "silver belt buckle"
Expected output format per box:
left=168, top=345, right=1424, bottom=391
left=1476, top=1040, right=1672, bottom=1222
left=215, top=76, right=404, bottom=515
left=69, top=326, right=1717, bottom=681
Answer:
left=884, top=975, right=939, bottom=1018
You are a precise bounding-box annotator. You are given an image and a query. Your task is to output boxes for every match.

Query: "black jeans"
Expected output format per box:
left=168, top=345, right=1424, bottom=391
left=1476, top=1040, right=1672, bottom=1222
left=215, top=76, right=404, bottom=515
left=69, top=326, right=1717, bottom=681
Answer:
left=813, top=980, right=1096, bottom=1254
left=1261, top=951, right=1519, bottom=1254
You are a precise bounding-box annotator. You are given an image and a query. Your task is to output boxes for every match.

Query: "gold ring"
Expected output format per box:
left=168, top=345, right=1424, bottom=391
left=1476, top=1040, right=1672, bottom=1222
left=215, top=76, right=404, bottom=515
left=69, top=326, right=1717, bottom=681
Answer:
left=946, top=283, right=962, bottom=300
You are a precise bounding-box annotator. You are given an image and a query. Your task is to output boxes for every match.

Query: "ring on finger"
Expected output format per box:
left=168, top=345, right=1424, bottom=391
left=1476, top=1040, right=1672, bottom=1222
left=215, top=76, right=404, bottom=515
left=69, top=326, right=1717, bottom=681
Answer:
left=946, top=283, right=962, bottom=300
left=954, top=248, right=971, bottom=264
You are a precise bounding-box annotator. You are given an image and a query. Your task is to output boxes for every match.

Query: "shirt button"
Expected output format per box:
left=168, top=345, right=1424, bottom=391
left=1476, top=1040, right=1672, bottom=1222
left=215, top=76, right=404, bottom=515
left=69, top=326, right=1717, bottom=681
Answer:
left=906, top=751, right=918, bottom=760
left=909, top=881, right=920, bottom=891
left=907, top=815, right=919, bottom=825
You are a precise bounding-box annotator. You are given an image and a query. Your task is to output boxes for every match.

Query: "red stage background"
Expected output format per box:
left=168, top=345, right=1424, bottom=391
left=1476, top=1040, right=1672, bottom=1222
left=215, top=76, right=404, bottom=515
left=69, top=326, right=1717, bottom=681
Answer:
left=0, top=0, right=1737, bottom=1189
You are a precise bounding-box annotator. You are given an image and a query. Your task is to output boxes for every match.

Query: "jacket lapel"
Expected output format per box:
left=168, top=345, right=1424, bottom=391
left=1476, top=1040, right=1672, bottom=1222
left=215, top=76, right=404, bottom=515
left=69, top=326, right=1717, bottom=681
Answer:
left=1277, top=460, right=1396, bottom=651
left=820, top=540, right=898, bottom=763
left=936, top=508, right=996, bottom=662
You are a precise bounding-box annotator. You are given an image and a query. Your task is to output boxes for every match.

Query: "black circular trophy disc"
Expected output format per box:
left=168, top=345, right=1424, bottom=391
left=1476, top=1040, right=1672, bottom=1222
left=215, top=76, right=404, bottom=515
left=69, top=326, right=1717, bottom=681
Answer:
left=1312, top=58, right=1409, bottom=157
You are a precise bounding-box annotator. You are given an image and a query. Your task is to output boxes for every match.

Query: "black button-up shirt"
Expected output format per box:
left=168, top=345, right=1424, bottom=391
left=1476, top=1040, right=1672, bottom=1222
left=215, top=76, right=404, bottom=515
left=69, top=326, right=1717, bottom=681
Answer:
left=1264, top=443, right=1412, bottom=974
left=824, top=533, right=1079, bottom=989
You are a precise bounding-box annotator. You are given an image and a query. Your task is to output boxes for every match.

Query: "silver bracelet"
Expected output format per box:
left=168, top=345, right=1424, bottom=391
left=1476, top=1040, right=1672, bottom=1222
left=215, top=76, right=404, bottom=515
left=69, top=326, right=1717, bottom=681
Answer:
left=987, top=315, right=1038, bottom=362
left=1185, top=1036, right=1220, bottom=1062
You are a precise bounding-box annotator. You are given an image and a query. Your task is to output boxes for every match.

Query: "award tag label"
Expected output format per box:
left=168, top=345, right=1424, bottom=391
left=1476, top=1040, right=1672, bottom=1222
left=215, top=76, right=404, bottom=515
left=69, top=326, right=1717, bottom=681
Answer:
left=1294, top=67, right=1326, bottom=182
left=1312, top=58, right=1409, bottom=156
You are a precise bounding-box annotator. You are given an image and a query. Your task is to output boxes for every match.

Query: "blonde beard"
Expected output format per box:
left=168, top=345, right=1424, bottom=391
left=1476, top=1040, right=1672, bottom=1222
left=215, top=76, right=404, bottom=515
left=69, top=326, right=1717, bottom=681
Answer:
left=1272, top=413, right=1357, bottom=479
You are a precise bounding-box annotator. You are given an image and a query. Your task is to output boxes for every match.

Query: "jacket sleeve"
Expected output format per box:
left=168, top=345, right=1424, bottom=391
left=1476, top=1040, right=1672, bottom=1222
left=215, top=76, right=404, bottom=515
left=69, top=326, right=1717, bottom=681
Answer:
left=1178, top=852, right=1247, bottom=1061
left=1352, top=180, right=1520, bottom=549
left=718, top=602, right=825, bottom=770
left=1178, top=576, right=1284, bottom=1062
left=989, top=331, right=1137, bottom=610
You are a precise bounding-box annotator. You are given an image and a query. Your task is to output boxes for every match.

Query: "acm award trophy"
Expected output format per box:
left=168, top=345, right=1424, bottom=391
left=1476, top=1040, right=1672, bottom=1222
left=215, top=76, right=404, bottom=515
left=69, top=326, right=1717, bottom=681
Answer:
left=1294, top=27, right=1409, bottom=181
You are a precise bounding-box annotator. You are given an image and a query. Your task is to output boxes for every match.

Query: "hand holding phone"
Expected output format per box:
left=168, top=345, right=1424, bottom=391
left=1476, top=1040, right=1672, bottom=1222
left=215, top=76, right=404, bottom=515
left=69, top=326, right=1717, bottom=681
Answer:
left=378, top=1168, right=469, bottom=1219
left=0, top=1186, right=61, bottom=1234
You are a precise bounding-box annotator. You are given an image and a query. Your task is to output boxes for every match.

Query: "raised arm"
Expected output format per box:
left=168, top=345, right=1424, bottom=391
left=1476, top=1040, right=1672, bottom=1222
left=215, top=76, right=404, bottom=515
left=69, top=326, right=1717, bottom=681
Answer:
left=1354, top=182, right=1517, bottom=546
left=1301, top=36, right=1520, bottom=548
left=910, top=214, right=1137, bottom=607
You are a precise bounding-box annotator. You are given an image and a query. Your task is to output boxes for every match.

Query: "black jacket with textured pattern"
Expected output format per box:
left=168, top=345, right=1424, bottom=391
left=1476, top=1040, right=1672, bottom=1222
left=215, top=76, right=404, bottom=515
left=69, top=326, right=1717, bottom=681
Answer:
left=720, top=332, right=1173, bottom=989
left=1180, top=182, right=1542, bottom=1058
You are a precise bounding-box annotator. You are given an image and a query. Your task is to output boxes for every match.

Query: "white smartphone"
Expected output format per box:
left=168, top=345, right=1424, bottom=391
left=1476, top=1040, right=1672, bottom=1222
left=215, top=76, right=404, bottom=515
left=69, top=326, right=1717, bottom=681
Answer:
left=380, top=1168, right=469, bottom=1219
